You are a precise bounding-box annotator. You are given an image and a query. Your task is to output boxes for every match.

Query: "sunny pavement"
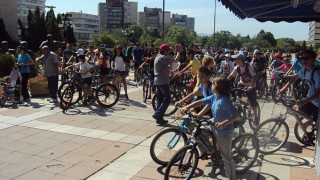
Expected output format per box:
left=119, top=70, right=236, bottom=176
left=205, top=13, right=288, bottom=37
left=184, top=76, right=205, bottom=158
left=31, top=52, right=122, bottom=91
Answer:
left=0, top=76, right=318, bottom=180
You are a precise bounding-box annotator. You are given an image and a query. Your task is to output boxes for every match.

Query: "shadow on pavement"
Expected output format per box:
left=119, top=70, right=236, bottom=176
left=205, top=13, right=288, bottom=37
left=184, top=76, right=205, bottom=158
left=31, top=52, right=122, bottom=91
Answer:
left=257, top=172, right=280, bottom=180
left=262, top=153, right=314, bottom=167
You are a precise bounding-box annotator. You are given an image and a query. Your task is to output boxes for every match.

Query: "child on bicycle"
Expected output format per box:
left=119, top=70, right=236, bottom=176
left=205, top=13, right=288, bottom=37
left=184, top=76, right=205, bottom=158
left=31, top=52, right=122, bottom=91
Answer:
left=175, top=67, right=213, bottom=117
left=272, top=57, right=292, bottom=75
left=65, top=54, right=94, bottom=106
left=278, top=50, right=320, bottom=123
left=228, top=53, right=259, bottom=122
left=269, top=53, right=284, bottom=91
left=180, top=76, right=239, bottom=180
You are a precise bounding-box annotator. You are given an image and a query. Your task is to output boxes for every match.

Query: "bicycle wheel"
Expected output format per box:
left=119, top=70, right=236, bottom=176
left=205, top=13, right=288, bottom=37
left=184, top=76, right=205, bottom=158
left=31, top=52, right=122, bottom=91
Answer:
left=164, top=145, right=199, bottom=180
left=150, top=127, right=188, bottom=166
left=116, top=79, right=122, bottom=94
left=232, top=133, right=259, bottom=174
left=60, top=86, right=74, bottom=111
left=257, top=78, right=268, bottom=98
left=96, top=83, right=119, bottom=108
left=280, top=86, right=296, bottom=107
left=271, top=83, right=281, bottom=103
left=294, top=119, right=316, bottom=146
left=58, top=82, right=82, bottom=105
left=142, top=79, right=149, bottom=103
left=254, top=118, right=289, bottom=154
left=248, top=103, right=261, bottom=130
left=152, top=92, right=179, bottom=116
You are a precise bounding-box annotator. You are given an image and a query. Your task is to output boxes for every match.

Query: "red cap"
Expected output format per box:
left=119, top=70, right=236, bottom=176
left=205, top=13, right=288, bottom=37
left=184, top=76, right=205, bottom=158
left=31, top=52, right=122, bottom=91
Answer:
left=275, top=53, right=282, bottom=58
left=160, top=44, right=170, bottom=51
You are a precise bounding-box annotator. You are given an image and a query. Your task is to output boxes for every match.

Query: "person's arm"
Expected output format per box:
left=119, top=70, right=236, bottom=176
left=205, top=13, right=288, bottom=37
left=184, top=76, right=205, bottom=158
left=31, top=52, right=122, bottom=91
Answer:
left=216, top=113, right=240, bottom=130
left=174, top=52, right=181, bottom=63
left=278, top=74, right=299, bottom=94
left=35, top=55, right=44, bottom=64
left=297, top=89, right=320, bottom=107
left=193, top=105, right=210, bottom=118
left=248, top=65, right=257, bottom=90
left=227, top=66, right=237, bottom=79
left=284, top=66, right=293, bottom=77
left=175, top=90, right=202, bottom=106
left=176, top=64, right=191, bottom=77
left=180, top=100, right=204, bottom=115
left=139, top=58, right=150, bottom=69
left=66, top=56, right=75, bottom=65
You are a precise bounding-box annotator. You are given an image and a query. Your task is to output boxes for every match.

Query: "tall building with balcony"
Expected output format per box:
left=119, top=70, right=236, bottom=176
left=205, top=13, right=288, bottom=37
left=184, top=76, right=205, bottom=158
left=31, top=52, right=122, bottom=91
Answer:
left=0, top=0, right=18, bottom=41
left=99, top=0, right=137, bottom=32
left=171, top=14, right=195, bottom=32
left=69, top=12, right=99, bottom=43
left=17, top=0, right=46, bottom=28
left=309, top=21, right=320, bottom=44
left=138, top=7, right=170, bottom=31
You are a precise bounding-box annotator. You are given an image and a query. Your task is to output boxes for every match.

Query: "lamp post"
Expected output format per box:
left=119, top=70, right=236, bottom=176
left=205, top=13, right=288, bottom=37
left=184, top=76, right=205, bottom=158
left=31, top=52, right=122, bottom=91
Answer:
left=122, top=22, right=134, bottom=47
left=58, top=13, right=74, bottom=42
left=162, top=0, right=165, bottom=41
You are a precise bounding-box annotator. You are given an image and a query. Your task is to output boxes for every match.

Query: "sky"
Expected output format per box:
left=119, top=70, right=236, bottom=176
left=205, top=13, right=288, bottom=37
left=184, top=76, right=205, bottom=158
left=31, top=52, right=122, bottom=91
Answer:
left=46, top=0, right=309, bottom=41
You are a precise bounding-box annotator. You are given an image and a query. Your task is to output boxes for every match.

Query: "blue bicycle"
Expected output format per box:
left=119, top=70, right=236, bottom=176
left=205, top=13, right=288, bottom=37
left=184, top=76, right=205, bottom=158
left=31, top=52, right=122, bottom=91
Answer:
left=149, top=110, right=245, bottom=166
left=164, top=117, right=259, bottom=180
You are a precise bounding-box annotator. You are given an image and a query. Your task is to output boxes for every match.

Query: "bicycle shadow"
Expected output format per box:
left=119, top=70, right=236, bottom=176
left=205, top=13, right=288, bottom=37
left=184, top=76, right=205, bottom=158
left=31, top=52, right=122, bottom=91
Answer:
left=155, top=165, right=205, bottom=178
left=261, top=153, right=314, bottom=168
left=62, top=103, right=126, bottom=116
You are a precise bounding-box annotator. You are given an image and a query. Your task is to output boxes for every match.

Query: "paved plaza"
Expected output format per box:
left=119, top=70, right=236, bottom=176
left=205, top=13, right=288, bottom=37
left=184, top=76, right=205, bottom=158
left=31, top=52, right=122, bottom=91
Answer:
left=0, top=77, right=317, bottom=180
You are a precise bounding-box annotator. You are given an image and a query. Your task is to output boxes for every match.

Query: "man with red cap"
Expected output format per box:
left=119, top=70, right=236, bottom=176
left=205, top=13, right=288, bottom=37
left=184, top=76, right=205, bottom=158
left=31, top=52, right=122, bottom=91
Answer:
left=153, top=44, right=177, bottom=125
left=269, top=53, right=284, bottom=91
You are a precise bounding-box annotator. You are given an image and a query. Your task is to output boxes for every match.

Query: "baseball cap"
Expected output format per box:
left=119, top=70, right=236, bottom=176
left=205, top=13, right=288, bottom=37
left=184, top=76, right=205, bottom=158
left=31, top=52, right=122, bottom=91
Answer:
left=254, top=49, right=261, bottom=54
left=160, top=44, right=170, bottom=51
left=75, top=49, right=84, bottom=55
left=275, top=53, right=282, bottom=58
left=225, top=54, right=231, bottom=58
left=231, top=53, right=245, bottom=61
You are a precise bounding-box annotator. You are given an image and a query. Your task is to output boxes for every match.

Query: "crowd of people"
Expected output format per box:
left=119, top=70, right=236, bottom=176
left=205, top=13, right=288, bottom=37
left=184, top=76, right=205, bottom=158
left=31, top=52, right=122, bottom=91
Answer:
left=1, top=38, right=319, bottom=179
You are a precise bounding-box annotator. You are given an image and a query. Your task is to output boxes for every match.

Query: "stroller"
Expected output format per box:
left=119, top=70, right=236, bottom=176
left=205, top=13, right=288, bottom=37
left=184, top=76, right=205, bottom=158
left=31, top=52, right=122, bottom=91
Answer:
left=0, top=65, right=23, bottom=107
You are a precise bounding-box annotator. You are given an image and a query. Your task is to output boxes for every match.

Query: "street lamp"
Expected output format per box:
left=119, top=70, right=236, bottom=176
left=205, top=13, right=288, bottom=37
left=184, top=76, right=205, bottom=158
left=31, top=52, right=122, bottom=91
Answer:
left=59, top=13, right=74, bottom=42
left=122, top=22, right=134, bottom=47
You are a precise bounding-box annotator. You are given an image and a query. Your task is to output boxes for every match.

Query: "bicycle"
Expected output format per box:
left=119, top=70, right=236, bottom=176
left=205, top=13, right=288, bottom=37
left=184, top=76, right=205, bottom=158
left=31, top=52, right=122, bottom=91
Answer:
left=59, top=71, right=119, bottom=111
left=164, top=115, right=259, bottom=179
left=256, top=71, right=268, bottom=98
left=150, top=110, right=245, bottom=166
left=231, top=87, right=261, bottom=130
left=254, top=105, right=317, bottom=154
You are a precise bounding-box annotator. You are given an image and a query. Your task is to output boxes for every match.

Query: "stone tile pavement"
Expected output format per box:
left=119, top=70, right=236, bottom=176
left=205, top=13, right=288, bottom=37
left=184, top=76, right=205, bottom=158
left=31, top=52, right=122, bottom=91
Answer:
left=0, top=78, right=318, bottom=180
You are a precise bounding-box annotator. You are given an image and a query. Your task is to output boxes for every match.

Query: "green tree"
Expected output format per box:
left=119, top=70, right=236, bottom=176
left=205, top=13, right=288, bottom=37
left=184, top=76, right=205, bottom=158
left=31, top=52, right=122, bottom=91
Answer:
left=129, top=25, right=144, bottom=43
left=45, top=9, right=62, bottom=41
left=153, top=38, right=163, bottom=47
left=27, top=6, right=47, bottom=50
left=140, top=32, right=153, bottom=47
left=276, top=38, right=295, bottom=52
left=164, top=26, right=192, bottom=46
left=18, top=18, right=27, bottom=41
left=93, top=31, right=115, bottom=48
left=301, top=41, right=307, bottom=51
left=0, top=18, right=12, bottom=43
left=111, top=29, right=128, bottom=47
left=257, top=30, right=277, bottom=47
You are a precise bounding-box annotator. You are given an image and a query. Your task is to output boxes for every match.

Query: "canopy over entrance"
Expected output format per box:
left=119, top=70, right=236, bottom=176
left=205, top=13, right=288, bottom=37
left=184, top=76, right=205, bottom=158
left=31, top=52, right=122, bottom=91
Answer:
left=218, top=0, right=320, bottom=22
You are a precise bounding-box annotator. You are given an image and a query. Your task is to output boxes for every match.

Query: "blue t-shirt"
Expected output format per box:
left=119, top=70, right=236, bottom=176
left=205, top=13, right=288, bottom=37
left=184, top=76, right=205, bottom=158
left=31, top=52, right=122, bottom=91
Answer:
left=18, top=53, right=31, bottom=73
left=63, top=50, right=74, bottom=63
left=271, top=60, right=283, bottom=70
left=202, top=94, right=238, bottom=135
left=132, top=48, right=143, bottom=62
left=197, top=83, right=212, bottom=98
left=297, top=66, right=320, bottom=107
left=291, top=59, right=303, bottom=74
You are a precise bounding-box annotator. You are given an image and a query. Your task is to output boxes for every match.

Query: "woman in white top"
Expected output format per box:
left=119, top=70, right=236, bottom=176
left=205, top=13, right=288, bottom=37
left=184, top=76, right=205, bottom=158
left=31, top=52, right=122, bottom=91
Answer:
left=111, top=46, right=129, bottom=100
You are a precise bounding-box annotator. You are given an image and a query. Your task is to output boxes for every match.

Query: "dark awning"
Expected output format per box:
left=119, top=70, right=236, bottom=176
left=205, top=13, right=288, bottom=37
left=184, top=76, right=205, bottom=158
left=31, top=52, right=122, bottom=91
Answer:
left=218, top=0, right=320, bottom=22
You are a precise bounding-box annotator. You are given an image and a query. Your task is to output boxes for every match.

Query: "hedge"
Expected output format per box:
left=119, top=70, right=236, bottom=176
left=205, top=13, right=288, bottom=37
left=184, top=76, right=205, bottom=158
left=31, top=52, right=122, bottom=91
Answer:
left=0, top=54, right=16, bottom=78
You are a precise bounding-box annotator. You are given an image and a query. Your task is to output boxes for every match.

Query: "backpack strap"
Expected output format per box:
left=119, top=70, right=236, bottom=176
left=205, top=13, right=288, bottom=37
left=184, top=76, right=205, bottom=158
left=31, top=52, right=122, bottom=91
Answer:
left=245, top=62, right=252, bottom=78
left=311, top=66, right=320, bottom=84
left=206, top=81, right=212, bottom=97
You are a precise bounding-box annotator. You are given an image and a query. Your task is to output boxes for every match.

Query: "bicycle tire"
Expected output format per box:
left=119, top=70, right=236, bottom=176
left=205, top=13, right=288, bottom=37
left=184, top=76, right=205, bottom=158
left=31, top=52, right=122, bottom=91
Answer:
left=257, top=78, right=268, bottom=98
left=60, top=86, right=74, bottom=111
left=152, top=93, right=179, bottom=116
left=164, top=145, right=199, bottom=180
left=254, top=118, right=289, bottom=154
left=150, top=127, right=188, bottom=166
left=280, top=86, right=296, bottom=107
left=294, top=119, right=316, bottom=146
left=96, top=83, right=119, bottom=108
left=248, top=103, right=261, bottom=130
left=271, top=83, right=281, bottom=103
left=233, top=133, right=259, bottom=174
left=58, top=82, right=82, bottom=105
left=142, top=79, right=149, bottom=103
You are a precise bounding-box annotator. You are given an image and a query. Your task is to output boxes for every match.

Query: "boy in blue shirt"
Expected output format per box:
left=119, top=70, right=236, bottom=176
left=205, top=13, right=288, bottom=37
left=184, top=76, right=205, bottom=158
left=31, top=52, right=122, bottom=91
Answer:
left=180, top=77, right=239, bottom=180
left=279, top=50, right=320, bottom=123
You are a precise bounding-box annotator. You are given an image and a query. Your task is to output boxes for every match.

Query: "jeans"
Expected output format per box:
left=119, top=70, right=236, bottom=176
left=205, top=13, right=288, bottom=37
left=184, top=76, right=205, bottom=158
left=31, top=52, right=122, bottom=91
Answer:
left=299, top=102, right=318, bottom=122
left=154, top=84, right=171, bottom=118
left=47, top=76, right=58, bottom=99
left=21, top=73, right=30, bottom=100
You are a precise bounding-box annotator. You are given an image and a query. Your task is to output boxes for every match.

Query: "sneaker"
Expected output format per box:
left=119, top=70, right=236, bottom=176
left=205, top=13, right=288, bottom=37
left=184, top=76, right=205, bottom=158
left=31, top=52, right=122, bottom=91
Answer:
left=125, top=94, right=129, bottom=100
left=49, top=99, right=57, bottom=103
left=147, top=95, right=152, bottom=99
left=80, top=101, right=88, bottom=106
left=24, top=98, right=31, bottom=102
left=46, top=98, right=51, bottom=101
left=153, top=115, right=168, bottom=125
left=88, top=96, right=93, bottom=103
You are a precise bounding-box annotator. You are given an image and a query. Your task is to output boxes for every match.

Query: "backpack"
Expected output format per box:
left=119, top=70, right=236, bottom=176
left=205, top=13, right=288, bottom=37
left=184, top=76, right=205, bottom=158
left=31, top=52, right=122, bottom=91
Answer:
left=303, top=65, right=320, bottom=84
left=237, top=63, right=252, bottom=83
